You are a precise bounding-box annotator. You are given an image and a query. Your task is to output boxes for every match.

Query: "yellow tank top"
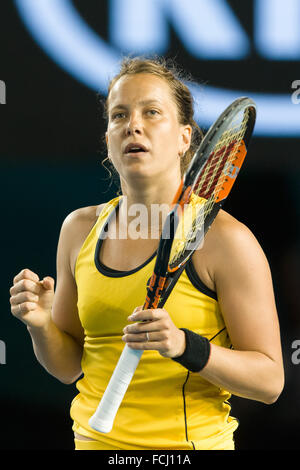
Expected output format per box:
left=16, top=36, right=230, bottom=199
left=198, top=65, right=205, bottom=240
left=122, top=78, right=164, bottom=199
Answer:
left=71, top=197, right=238, bottom=450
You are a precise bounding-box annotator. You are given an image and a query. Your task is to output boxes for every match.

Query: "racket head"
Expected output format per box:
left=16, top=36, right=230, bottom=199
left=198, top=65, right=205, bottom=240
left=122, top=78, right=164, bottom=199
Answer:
left=167, top=97, right=256, bottom=271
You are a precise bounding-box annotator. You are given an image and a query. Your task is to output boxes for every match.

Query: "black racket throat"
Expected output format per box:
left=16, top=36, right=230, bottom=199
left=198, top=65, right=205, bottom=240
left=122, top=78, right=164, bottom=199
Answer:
left=146, top=200, right=223, bottom=309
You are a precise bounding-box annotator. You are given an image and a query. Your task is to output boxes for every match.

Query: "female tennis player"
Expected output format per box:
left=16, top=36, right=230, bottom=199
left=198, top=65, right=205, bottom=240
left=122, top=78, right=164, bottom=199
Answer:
left=9, top=57, right=284, bottom=450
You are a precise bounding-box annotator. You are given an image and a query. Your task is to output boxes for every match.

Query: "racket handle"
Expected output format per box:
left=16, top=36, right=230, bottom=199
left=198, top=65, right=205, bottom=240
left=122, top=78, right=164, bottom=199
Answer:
left=89, top=345, right=143, bottom=433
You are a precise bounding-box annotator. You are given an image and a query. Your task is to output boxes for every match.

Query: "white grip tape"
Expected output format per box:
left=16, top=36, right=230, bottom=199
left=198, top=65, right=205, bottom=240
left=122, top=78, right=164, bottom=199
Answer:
left=89, top=345, right=143, bottom=433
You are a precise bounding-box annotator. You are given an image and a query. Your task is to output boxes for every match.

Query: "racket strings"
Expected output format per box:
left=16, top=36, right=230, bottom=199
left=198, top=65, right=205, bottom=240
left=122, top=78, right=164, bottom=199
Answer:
left=169, top=108, right=250, bottom=266
left=196, top=109, right=249, bottom=200
left=196, top=141, right=236, bottom=199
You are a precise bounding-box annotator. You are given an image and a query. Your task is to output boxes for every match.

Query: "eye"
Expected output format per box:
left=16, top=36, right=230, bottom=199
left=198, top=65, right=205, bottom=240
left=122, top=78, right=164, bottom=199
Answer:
left=147, top=109, right=160, bottom=116
left=111, top=111, right=126, bottom=120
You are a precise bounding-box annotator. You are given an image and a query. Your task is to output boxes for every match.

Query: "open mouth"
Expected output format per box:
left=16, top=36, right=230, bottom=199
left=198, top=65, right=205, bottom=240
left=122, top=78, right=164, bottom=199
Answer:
left=124, top=143, right=148, bottom=155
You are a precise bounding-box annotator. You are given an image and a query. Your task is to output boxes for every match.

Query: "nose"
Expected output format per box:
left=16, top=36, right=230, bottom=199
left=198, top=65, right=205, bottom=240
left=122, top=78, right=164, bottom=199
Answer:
left=125, top=111, right=143, bottom=136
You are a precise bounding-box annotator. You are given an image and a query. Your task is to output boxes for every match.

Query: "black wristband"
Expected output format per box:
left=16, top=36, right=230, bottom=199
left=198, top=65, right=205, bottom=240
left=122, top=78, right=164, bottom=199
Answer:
left=171, top=328, right=211, bottom=372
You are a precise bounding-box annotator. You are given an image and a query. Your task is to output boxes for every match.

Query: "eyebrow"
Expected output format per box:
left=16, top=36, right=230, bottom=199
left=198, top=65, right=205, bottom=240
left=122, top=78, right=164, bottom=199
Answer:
left=109, top=99, right=162, bottom=112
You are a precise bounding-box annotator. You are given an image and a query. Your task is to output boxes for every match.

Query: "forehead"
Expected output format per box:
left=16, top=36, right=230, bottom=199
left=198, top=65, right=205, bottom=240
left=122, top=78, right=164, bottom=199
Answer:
left=108, top=73, right=176, bottom=109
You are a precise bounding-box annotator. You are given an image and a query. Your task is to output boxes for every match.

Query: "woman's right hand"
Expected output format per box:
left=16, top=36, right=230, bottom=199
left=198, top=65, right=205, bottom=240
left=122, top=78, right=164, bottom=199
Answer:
left=9, top=269, right=55, bottom=329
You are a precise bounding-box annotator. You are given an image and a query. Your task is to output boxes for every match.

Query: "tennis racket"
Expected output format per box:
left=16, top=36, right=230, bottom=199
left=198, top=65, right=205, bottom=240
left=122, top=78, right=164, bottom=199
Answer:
left=89, top=96, right=256, bottom=434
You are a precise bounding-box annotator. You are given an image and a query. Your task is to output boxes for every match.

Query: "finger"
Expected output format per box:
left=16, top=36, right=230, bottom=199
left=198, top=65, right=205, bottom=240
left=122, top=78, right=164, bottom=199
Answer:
left=11, top=301, right=37, bottom=317
left=122, top=333, right=147, bottom=343
left=128, top=308, right=162, bottom=323
left=123, top=331, right=166, bottom=344
left=10, top=278, right=41, bottom=296
left=126, top=341, right=164, bottom=351
left=123, top=320, right=165, bottom=335
left=10, top=291, right=39, bottom=306
left=39, top=277, right=55, bottom=291
left=13, top=269, right=40, bottom=285
left=132, top=306, right=143, bottom=314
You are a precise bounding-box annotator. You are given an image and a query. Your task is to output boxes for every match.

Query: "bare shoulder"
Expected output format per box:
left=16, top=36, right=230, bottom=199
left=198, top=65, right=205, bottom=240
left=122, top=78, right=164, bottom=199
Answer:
left=208, top=209, right=265, bottom=258
left=60, top=203, right=107, bottom=277
left=208, top=209, right=257, bottom=244
left=213, top=210, right=271, bottom=281
left=192, top=209, right=267, bottom=291
left=62, top=202, right=109, bottom=238
left=63, top=204, right=106, bottom=227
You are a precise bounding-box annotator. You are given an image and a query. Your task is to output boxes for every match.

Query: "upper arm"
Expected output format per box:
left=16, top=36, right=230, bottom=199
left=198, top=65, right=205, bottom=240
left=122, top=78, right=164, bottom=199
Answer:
left=210, top=217, right=283, bottom=366
left=51, top=210, right=87, bottom=347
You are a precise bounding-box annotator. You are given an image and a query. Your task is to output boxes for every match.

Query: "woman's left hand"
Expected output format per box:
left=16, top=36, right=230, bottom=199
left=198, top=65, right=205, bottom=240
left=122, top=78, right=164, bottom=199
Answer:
left=122, top=306, right=186, bottom=358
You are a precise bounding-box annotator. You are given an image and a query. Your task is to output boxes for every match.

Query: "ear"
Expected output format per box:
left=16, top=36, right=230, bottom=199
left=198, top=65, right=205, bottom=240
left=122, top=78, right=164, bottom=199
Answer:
left=179, top=124, right=192, bottom=156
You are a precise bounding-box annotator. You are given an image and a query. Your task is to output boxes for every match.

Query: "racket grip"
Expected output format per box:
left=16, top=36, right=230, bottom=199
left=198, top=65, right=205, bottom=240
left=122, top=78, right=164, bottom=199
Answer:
left=89, top=345, right=143, bottom=433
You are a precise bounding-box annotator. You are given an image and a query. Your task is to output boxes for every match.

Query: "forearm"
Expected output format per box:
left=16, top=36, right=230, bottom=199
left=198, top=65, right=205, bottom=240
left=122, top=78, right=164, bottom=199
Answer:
left=27, top=319, right=83, bottom=384
left=199, top=344, right=284, bottom=404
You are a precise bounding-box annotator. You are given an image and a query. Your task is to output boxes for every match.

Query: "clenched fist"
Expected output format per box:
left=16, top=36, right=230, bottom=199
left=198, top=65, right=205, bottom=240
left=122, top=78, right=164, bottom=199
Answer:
left=10, top=268, right=55, bottom=329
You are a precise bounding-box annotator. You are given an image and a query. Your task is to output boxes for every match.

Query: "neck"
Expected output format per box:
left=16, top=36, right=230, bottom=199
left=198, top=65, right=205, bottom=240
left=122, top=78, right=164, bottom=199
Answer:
left=117, top=168, right=182, bottom=239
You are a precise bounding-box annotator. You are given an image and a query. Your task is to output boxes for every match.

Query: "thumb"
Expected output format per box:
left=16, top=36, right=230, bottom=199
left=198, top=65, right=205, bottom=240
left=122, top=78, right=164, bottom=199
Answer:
left=41, top=277, right=55, bottom=291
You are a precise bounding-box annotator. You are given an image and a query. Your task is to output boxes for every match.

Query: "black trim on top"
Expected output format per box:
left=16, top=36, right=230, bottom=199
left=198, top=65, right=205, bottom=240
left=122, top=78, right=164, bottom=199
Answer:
left=182, top=371, right=189, bottom=442
left=209, top=327, right=226, bottom=343
left=94, top=199, right=157, bottom=278
left=182, top=371, right=195, bottom=450
left=185, top=259, right=218, bottom=301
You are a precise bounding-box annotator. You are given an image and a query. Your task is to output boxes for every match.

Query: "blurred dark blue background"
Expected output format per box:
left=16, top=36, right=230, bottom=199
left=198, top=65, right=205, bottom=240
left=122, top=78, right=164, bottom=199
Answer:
left=1, top=0, right=300, bottom=450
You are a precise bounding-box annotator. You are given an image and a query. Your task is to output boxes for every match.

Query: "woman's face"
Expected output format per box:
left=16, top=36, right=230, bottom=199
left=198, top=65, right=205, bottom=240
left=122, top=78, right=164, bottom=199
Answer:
left=106, top=73, right=191, bottom=184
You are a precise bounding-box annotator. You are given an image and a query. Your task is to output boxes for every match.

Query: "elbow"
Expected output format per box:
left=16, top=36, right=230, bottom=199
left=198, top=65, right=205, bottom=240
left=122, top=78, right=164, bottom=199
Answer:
left=263, top=394, right=281, bottom=405
left=56, top=370, right=83, bottom=385
left=262, top=376, right=285, bottom=405
left=263, top=388, right=283, bottom=405
left=259, top=357, right=285, bottom=405
left=59, top=377, right=76, bottom=385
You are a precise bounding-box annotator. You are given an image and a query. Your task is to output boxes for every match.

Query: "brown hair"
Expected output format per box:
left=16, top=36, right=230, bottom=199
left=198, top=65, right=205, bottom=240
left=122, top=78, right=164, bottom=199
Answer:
left=102, top=56, right=203, bottom=187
